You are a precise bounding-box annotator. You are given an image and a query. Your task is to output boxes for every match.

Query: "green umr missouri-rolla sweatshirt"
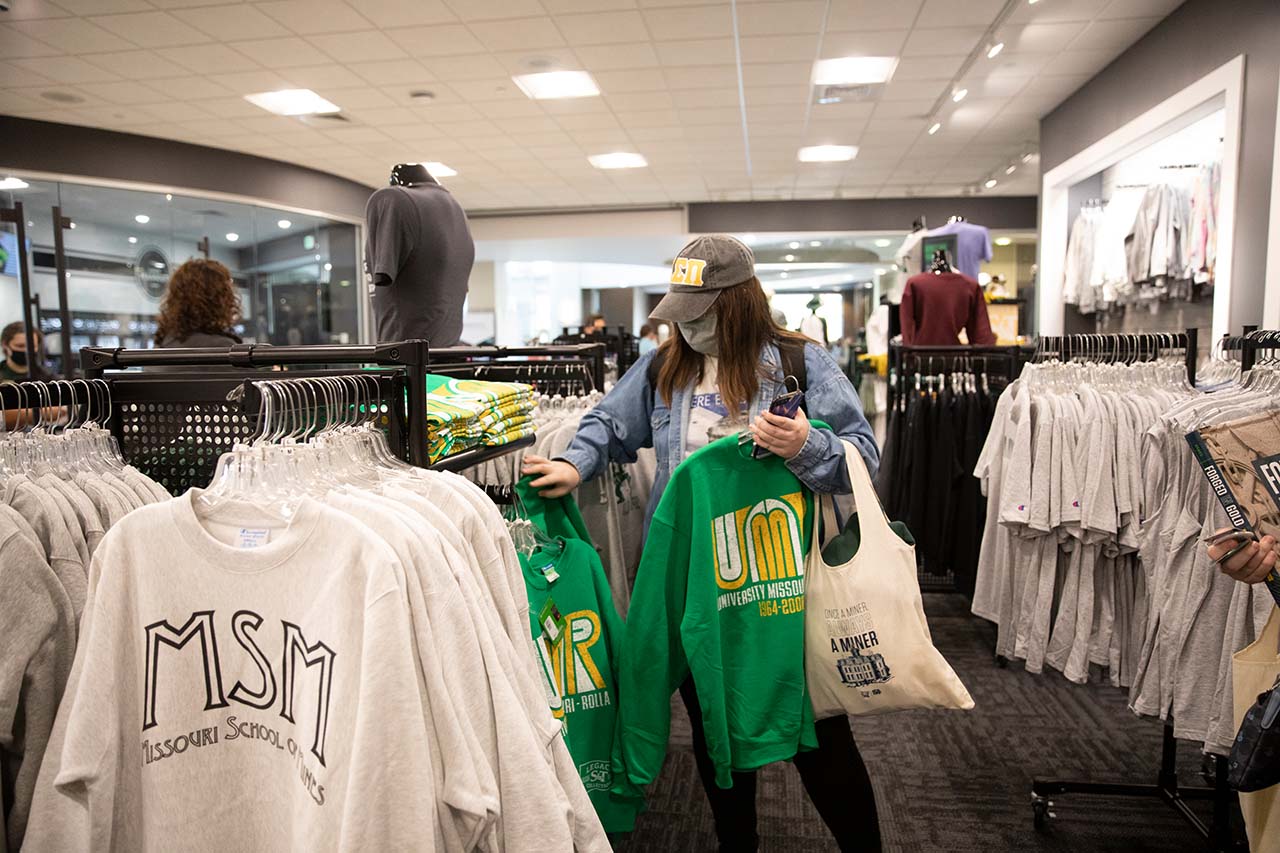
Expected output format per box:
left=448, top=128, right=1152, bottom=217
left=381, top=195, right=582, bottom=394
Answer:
left=613, top=429, right=819, bottom=791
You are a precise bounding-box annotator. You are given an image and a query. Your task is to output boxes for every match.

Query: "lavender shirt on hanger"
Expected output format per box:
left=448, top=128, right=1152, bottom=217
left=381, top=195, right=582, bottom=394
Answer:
left=926, top=221, right=994, bottom=279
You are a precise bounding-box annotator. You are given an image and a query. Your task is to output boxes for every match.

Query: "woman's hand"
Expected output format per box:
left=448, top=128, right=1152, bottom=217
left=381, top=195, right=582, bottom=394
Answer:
left=750, top=408, right=811, bottom=460
left=521, top=454, right=582, bottom=498
left=1209, top=530, right=1277, bottom=584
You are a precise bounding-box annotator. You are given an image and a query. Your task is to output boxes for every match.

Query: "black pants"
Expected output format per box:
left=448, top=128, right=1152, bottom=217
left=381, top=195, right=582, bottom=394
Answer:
left=679, top=679, right=882, bottom=853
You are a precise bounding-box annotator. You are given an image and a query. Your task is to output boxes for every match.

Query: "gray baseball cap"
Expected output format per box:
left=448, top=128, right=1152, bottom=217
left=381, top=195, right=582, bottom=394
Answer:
left=650, top=234, right=755, bottom=323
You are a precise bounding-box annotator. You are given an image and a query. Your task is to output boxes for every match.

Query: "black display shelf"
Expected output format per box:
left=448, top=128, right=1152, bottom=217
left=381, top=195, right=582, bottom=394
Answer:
left=430, top=434, right=536, bottom=473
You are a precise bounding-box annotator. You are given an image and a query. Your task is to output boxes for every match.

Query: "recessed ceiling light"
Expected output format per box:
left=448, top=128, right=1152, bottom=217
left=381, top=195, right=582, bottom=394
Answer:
left=0, top=177, right=29, bottom=190
left=68, top=221, right=76, bottom=229
left=984, top=178, right=998, bottom=188
left=134, top=214, right=150, bottom=224
left=995, top=237, right=1013, bottom=246
left=323, top=262, right=332, bottom=271
left=811, top=56, right=899, bottom=86
left=128, top=236, right=138, bottom=244
left=987, top=42, right=1005, bottom=59
left=809, top=240, right=821, bottom=247
left=788, top=241, right=801, bottom=249
left=1028, top=0, right=1042, bottom=4
left=225, top=232, right=239, bottom=242
left=784, top=254, right=796, bottom=262
left=952, top=88, right=968, bottom=103
left=512, top=70, right=599, bottom=100
left=874, top=238, right=892, bottom=247
left=314, top=254, right=321, bottom=261
left=1005, top=165, right=1017, bottom=175
left=588, top=152, right=647, bottom=169
left=797, top=144, right=857, bottom=162
left=928, top=122, right=942, bottom=135
left=1021, top=152, right=1035, bottom=163
left=420, top=161, right=457, bottom=177
left=780, top=271, right=789, bottom=279
left=26, top=220, right=33, bottom=227
left=875, top=267, right=886, bottom=275
left=277, top=219, right=292, bottom=229
left=165, top=193, right=172, bottom=201
left=244, top=88, right=340, bottom=116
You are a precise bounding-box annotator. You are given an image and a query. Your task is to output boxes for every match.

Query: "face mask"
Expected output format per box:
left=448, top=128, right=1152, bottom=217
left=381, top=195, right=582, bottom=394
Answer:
left=6, top=348, right=27, bottom=368
left=678, top=313, right=718, bottom=355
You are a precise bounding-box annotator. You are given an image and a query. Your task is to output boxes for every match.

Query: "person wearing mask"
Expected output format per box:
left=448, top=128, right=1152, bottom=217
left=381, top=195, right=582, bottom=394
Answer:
left=522, top=234, right=881, bottom=852
left=154, top=258, right=243, bottom=348
left=638, top=324, right=659, bottom=356
left=0, top=322, right=42, bottom=383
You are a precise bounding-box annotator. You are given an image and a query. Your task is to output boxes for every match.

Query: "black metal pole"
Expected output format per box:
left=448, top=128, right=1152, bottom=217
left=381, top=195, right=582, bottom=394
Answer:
left=52, top=206, right=74, bottom=378
left=1241, top=324, right=1259, bottom=371
left=404, top=339, right=428, bottom=468
left=1185, top=327, right=1198, bottom=384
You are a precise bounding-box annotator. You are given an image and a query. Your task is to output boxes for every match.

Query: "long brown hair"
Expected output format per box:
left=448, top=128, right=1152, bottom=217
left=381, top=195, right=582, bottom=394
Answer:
left=154, top=258, right=240, bottom=346
left=656, top=276, right=809, bottom=414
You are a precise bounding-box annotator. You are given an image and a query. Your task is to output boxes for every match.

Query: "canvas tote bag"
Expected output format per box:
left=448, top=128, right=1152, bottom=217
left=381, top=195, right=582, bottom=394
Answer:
left=804, top=439, right=974, bottom=718
left=1232, top=605, right=1280, bottom=853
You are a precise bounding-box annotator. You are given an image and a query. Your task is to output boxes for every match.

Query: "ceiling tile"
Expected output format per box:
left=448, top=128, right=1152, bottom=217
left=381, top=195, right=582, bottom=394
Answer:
left=872, top=98, right=934, bottom=119
left=171, top=5, right=292, bottom=41
left=574, top=42, right=660, bottom=71
left=902, top=26, right=984, bottom=57
left=354, top=0, right=457, bottom=27
left=553, top=10, right=648, bottom=44
left=590, top=67, right=666, bottom=92
left=1069, top=16, right=1162, bottom=50
left=87, top=11, right=210, bottom=47
left=469, top=17, right=566, bottom=51
left=1007, top=0, right=1108, bottom=24
left=1040, top=47, right=1124, bottom=76
left=662, top=64, right=737, bottom=89
left=1098, top=0, right=1183, bottom=20
left=639, top=2, right=730, bottom=39
left=345, top=59, right=435, bottom=86
left=387, top=24, right=486, bottom=56
left=274, top=64, right=369, bottom=89
left=74, top=79, right=169, bottom=104
left=445, top=78, right=526, bottom=101
left=493, top=46, right=581, bottom=74
left=916, top=0, right=1005, bottom=28
left=10, top=54, right=120, bottom=82
left=255, top=1, right=375, bottom=35
left=10, top=16, right=136, bottom=52
left=208, top=69, right=297, bottom=92
left=981, top=51, right=1053, bottom=77
left=421, top=54, right=510, bottom=80
left=442, top=0, right=547, bottom=21
left=655, top=38, right=737, bottom=65
left=230, top=37, right=330, bottom=69
left=972, top=73, right=1032, bottom=98
left=880, top=78, right=948, bottom=101
left=0, top=23, right=64, bottom=57
left=740, top=61, right=810, bottom=87
left=197, top=96, right=265, bottom=117
left=3, top=0, right=74, bottom=19
left=133, top=100, right=210, bottom=121
left=893, top=55, right=965, bottom=80
left=821, top=29, right=909, bottom=57
left=736, top=1, right=826, bottom=36
left=670, top=87, right=737, bottom=108
left=476, top=98, right=546, bottom=117
left=144, top=74, right=235, bottom=99
left=79, top=49, right=192, bottom=79
left=826, top=0, right=924, bottom=31
left=308, top=30, right=408, bottom=62
left=1003, top=21, right=1090, bottom=53
left=0, top=59, right=56, bottom=86
left=156, top=43, right=260, bottom=74
left=317, top=86, right=399, bottom=108
left=739, top=34, right=818, bottom=62
left=604, top=89, right=673, bottom=111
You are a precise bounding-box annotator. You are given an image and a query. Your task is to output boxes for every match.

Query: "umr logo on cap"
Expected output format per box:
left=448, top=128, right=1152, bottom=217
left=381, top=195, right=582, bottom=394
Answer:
left=671, top=257, right=707, bottom=286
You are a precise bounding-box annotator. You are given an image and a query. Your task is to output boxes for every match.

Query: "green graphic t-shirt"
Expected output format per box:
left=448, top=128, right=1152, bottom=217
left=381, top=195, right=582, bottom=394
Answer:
left=615, top=431, right=818, bottom=791
left=521, top=537, right=644, bottom=833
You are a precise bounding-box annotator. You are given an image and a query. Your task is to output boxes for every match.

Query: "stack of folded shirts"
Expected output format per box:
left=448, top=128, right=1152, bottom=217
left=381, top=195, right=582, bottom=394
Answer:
left=425, top=374, right=537, bottom=463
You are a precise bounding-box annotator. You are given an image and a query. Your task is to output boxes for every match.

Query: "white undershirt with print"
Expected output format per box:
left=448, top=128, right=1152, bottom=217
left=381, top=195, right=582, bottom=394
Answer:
left=686, top=357, right=747, bottom=454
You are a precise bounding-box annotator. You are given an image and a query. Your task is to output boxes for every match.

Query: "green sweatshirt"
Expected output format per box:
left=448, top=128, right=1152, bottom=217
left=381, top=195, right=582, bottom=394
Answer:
left=614, top=432, right=818, bottom=790
left=521, top=537, right=644, bottom=832
left=516, top=475, right=594, bottom=545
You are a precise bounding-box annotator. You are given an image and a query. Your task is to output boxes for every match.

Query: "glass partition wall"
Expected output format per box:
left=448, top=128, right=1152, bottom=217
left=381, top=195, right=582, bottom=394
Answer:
left=0, top=178, right=362, bottom=374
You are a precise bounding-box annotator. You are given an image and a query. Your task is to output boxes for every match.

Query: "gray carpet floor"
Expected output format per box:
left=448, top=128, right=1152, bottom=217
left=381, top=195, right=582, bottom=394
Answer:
left=613, top=594, right=1249, bottom=852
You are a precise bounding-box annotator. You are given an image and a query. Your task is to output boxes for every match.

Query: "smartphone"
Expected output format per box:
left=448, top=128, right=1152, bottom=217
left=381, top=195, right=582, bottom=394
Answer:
left=752, top=379, right=805, bottom=458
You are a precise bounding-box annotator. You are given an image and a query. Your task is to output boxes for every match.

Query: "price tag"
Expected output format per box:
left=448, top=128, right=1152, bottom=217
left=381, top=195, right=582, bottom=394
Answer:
left=538, top=598, right=567, bottom=644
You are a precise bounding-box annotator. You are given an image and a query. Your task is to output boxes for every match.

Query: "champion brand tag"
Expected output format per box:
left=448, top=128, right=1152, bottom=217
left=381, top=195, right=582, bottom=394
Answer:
left=539, top=560, right=560, bottom=583
left=237, top=528, right=271, bottom=549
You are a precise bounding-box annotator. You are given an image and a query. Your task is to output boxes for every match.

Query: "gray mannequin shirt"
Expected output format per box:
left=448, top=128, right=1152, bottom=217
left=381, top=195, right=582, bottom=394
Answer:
left=365, top=181, right=474, bottom=347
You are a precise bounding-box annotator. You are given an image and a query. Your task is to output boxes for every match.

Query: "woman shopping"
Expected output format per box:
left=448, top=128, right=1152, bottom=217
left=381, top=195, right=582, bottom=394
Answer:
left=523, top=234, right=882, bottom=852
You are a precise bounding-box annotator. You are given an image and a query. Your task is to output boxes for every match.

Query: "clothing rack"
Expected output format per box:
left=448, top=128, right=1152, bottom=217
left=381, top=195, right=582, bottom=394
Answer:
left=434, top=343, right=607, bottom=390
left=887, top=342, right=1027, bottom=414
left=1221, top=325, right=1280, bottom=371
left=555, top=326, right=640, bottom=378
left=1029, top=326, right=1242, bottom=852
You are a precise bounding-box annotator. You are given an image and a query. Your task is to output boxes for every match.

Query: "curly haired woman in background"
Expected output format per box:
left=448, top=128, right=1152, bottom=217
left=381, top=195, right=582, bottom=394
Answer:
left=155, top=258, right=243, bottom=348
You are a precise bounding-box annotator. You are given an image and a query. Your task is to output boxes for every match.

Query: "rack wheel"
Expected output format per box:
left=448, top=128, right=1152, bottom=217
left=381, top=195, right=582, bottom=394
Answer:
left=1032, top=795, right=1053, bottom=832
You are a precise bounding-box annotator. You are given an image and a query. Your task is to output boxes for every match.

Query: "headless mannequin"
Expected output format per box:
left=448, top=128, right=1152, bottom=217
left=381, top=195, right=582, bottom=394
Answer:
left=364, top=163, right=474, bottom=345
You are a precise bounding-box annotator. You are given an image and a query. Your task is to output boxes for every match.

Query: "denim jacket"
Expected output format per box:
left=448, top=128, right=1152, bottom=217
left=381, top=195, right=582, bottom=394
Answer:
left=559, top=342, right=880, bottom=530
